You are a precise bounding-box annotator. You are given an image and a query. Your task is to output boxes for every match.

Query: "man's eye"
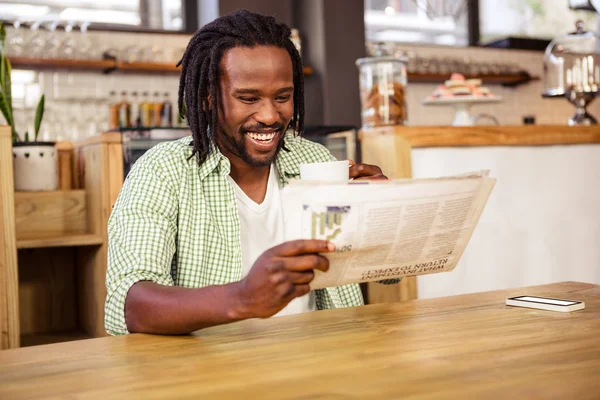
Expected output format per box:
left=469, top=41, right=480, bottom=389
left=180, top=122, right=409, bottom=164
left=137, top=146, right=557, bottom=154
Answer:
left=240, top=97, right=258, bottom=103
left=276, top=96, right=291, bottom=102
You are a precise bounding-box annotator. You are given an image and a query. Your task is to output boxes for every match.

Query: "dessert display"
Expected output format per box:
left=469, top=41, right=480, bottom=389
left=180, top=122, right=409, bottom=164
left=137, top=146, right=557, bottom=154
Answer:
left=422, top=73, right=502, bottom=126
left=543, top=20, right=599, bottom=125
left=360, top=81, right=407, bottom=128
left=427, top=73, right=496, bottom=100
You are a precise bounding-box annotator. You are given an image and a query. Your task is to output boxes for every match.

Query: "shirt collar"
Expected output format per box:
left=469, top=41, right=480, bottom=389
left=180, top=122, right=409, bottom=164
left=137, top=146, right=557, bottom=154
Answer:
left=195, top=143, right=230, bottom=181
left=275, top=135, right=301, bottom=184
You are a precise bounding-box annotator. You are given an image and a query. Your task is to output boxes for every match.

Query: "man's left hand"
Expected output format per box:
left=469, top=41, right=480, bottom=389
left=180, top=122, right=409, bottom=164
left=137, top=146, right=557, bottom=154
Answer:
left=348, top=160, right=388, bottom=181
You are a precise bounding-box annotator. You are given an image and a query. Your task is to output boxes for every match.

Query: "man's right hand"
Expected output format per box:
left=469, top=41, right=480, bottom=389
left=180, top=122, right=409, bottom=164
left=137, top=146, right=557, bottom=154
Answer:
left=233, top=240, right=335, bottom=319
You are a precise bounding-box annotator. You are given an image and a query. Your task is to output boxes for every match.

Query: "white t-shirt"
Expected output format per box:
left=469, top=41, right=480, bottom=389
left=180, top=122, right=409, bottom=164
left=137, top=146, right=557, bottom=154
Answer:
left=226, top=165, right=316, bottom=317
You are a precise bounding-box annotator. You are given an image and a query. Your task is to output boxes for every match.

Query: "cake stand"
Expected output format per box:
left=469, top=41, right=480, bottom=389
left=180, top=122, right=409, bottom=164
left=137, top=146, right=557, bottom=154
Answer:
left=422, top=96, right=503, bottom=126
left=542, top=90, right=598, bottom=126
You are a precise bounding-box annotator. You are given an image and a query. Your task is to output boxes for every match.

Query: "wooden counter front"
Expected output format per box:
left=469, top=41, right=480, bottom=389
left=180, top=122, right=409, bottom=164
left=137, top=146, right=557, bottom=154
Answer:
left=0, top=126, right=20, bottom=349
left=361, top=125, right=600, bottom=148
left=0, top=282, right=598, bottom=399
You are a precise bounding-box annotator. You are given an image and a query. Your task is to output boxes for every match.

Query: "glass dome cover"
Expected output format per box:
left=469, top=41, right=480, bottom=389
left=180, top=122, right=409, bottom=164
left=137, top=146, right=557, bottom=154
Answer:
left=544, top=20, right=600, bottom=96
left=356, top=43, right=409, bottom=128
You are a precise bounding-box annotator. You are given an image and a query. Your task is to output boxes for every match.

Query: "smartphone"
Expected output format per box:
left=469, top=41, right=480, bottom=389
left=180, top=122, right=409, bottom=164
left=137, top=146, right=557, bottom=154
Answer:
left=506, top=295, right=585, bottom=312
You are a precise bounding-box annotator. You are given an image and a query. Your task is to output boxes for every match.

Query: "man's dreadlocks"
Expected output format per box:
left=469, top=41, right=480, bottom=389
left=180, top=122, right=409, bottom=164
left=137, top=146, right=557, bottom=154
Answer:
left=177, top=10, right=304, bottom=165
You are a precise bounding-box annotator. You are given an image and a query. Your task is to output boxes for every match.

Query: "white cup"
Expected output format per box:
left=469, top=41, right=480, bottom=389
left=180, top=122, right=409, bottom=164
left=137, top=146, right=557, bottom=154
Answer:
left=299, top=160, right=349, bottom=182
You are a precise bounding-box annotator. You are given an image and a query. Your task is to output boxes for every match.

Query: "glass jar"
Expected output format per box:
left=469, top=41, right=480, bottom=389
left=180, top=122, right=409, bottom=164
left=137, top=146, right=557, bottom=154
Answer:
left=543, top=20, right=600, bottom=96
left=356, top=55, right=408, bottom=129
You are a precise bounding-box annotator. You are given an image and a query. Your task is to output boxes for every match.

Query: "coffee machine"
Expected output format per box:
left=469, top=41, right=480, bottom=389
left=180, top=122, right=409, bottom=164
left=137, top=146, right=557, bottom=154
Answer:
left=542, top=2, right=600, bottom=125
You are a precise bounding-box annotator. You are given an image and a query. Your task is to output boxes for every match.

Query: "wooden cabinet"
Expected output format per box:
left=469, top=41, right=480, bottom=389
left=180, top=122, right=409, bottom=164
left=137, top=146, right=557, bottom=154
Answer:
left=0, top=128, right=123, bottom=349
left=0, top=127, right=20, bottom=349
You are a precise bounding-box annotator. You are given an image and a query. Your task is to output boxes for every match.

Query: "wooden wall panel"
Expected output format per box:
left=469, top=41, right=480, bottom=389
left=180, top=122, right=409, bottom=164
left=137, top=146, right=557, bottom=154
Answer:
left=108, top=143, right=124, bottom=210
left=0, top=126, right=20, bottom=349
left=55, top=141, right=73, bottom=190
left=14, top=190, right=87, bottom=240
left=392, top=125, right=600, bottom=148
left=360, top=127, right=418, bottom=304
left=77, top=144, right=110, bottom=338
left=18, top=248, right=77, bottom=335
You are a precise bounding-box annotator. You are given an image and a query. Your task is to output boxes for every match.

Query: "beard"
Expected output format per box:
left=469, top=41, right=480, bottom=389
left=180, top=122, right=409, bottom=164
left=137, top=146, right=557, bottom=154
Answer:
left=219, top=122, right=287, bottom=167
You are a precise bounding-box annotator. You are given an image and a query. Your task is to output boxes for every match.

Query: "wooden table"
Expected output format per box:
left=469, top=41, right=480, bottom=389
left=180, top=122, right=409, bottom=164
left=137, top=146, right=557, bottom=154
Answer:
left=1, top=282, right=598, bottom=399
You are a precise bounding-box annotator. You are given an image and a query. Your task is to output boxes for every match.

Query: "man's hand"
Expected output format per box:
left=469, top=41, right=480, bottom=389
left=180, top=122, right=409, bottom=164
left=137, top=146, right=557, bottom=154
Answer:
left=234, top=240, right=335, bottom=319
left=348, top=160, right=388, bottom=181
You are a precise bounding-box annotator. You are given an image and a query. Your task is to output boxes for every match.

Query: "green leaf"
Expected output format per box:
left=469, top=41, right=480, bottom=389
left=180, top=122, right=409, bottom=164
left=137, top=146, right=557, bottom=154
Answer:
left=34, top=94, right=45, bottom=141
left=2, top=56, right=13, bottom=120
left=0, top=25, right=16, bottom=140
left=24, top=130, right=29, bottom=142
left=0, top=92, right=12, bottom=126
left=0, top=23, right=6, bottom=51
left=0, top=46, right=13, bottom=131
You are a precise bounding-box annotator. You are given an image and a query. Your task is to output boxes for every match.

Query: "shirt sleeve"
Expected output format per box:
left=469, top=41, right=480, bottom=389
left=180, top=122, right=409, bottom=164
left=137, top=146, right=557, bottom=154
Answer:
left=104, top=156, right=179, bottom=336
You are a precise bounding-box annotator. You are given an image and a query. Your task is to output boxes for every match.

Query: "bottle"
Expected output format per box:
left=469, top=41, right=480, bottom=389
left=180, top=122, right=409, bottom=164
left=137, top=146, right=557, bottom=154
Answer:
left=290, top=28, right=301, bottom=57
left=152, top=91, right=162, bottom=127
left=161, top=92, right=173, bottom=127
left=140, top=91, right=152, bottom=127
left=108, top=90, right=119, bottom=130
left=130, top=91, right=141, bottom=127
left=118, top=91, right=130, bottom=128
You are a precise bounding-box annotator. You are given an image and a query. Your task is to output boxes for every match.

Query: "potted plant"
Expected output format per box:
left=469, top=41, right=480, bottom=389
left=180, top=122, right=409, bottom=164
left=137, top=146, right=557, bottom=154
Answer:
left=0, top=23, right=57, bottom=191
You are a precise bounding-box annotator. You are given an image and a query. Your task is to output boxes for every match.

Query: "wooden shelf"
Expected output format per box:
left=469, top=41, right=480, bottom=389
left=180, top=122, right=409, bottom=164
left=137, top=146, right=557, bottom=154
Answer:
left=16, top=233, right=103, bottom=249
left=10, top=56, right=315, bottom=76
left=10, top=57, right=114, bottom=71
left=116, top=60, right=179, bottom=73
left=407, top=72, right=539, bottom=87
left=20, top=329, right=92, bottom=347
left=360, top=125, right=600, bottom=148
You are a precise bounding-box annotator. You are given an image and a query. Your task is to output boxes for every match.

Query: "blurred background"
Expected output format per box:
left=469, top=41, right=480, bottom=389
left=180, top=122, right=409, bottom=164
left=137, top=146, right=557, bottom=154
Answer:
left=2, top=0, right=600, bottom=348
left=1, top=0, right=599, bottom=143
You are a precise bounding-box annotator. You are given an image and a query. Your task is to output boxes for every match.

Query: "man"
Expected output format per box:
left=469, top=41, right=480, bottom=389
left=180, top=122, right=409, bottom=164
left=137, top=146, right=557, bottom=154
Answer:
left=105, top=10, right=389, bottom=336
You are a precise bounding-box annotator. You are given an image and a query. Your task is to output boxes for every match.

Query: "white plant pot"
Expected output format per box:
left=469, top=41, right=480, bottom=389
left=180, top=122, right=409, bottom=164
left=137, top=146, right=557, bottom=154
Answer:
left=12, top=142, right=59, bottom=191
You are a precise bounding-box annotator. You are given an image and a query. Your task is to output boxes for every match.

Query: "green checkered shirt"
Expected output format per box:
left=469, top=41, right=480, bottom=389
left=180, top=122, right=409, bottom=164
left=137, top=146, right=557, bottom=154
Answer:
left=105, top=134, right=364, bottom=335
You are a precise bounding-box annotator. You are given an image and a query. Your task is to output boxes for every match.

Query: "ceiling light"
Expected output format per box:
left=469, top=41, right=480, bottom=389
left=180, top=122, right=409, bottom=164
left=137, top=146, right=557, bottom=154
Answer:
left=0, top=4, right=50, bottom=19
left=59, top=8, right=140, bottom=26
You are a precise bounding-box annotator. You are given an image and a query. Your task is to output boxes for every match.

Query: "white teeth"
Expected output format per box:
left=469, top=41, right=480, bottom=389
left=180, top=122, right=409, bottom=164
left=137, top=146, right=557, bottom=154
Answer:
left=248, top=132, right=276, bottom=143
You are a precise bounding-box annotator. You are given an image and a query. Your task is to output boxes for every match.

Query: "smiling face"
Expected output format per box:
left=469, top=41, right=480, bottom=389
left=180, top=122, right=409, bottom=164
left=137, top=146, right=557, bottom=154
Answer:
left=215, top=45, right=294, bottom=167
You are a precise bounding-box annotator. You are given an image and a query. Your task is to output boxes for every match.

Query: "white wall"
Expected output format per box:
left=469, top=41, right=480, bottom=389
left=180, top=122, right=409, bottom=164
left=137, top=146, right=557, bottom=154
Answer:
left=393, top=43, right=600, bottom=127
left=411, top=144, right=600, bottom=299
left=6, top=27, right=191, bottom=142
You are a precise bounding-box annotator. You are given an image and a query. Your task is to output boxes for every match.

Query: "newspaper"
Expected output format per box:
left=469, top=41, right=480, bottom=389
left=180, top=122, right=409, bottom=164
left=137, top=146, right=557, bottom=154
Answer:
left=281, top=171, right=496, bottom=290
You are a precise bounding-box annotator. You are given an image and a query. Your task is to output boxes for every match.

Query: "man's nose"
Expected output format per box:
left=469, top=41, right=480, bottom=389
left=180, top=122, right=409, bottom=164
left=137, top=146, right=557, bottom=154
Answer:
left=254, top=101, right=278, bottom=126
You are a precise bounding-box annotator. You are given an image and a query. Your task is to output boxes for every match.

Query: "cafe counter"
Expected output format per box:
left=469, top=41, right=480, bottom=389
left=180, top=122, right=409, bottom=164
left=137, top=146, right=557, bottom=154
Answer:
left=360, top=125, right=600, bottom=302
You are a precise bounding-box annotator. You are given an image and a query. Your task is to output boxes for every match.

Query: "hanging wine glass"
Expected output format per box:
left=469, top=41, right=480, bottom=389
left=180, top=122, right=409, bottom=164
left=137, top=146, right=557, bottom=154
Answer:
left=77, top=21, right=99, bottom=60
left=42, top=20, right=61, bottom=60
left=7, top=20, right=25, bottom=57
left=26, top=21, right=46, bottom=59
left=58, top=21, right=77, bottom=59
